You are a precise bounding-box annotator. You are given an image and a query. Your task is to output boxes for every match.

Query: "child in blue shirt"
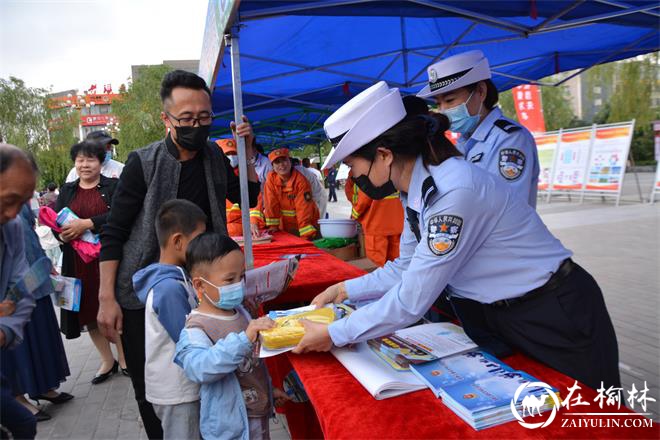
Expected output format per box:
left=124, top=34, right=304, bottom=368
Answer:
left=132, top=199, right=207, bottom=439
left=175, top=232, right=283, bottom=440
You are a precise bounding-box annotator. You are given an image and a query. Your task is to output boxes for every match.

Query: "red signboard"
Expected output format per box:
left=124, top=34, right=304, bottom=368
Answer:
left=81, top=114, right=113, bottom=126
left=512, top=85, right=545, bottom=134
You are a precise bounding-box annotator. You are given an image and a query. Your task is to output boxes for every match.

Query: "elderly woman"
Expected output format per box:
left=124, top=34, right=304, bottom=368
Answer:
left=54, top=141, right=126, bottom=384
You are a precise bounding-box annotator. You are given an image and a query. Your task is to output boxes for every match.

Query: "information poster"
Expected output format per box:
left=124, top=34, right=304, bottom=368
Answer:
left=534, top=133, right=558, bottom=191
left=551, top=130, right=592, bottom=190
left=652, top=162, right=660, bottom=202
left=585, top=125, right=632, bottom=192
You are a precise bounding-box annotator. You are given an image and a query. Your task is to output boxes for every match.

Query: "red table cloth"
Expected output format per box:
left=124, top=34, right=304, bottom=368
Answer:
left=288, top=351, right=659, bottom=439
left=253, top=241, right=367, bottom=438
left=252, top=238, right=365, bottom=306
left=247, top=231, right=314, bottom=253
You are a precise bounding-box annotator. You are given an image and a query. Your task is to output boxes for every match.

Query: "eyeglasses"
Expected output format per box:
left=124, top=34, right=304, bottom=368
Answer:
left=166, top=111, right=214, bottom=127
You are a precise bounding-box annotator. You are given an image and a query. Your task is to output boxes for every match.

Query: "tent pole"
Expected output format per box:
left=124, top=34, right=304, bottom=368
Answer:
left=226, top=27, right=254, bottom=270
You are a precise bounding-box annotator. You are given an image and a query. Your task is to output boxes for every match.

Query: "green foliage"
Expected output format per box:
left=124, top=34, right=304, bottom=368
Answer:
left=498, top=82, right=577, bottom=131
left=41, top=108, right=81, bottom=186
left=0, top=77, right=49, bottom=153
left=0, top=77, right=82, bottom=186
left=498, top=89, right=517, bottom=120
left=606, top=56, right=659, bottom=163
left=540, top=84, right=576, bottom=131
left=112, top=64, right=173, bottom=161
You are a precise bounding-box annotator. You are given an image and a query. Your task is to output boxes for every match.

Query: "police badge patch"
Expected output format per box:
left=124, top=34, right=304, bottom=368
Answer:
left=498, top=148, right=525, bottom=181
left=427, top=215, right=463, bottom=256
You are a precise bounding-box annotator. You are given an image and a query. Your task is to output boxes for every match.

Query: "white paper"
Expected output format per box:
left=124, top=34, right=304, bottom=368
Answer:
left=331, top=342, right=425, bottom=400
left=395, top=322, right=477, bottom=359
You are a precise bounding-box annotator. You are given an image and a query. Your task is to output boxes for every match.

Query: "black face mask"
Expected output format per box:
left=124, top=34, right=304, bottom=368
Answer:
left=172, top=125, right=211, bottom=151
left=353, top=158, right=396, bottom=200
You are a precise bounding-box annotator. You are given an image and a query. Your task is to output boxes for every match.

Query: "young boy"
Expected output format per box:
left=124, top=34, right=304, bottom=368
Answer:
left=174, top=232, right=277, bottom=440
left=132, top=199, right=207, bottom=439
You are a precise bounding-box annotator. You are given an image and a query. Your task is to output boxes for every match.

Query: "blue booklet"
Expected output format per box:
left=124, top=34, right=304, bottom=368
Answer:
left=409, top=350, right=511, bottom=397
left=441, top=369, right=547, bottom=414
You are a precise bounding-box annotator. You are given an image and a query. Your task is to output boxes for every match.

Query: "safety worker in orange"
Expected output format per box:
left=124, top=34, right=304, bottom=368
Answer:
left=345, top=171, right=404, bottom=266
left=264, top=148, right=320, bottom=240
left=216, top=139, right=265, bottom=237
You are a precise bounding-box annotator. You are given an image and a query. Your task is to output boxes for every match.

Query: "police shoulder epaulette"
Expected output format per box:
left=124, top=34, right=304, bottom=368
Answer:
left=494, top=119, right=522, bottom=134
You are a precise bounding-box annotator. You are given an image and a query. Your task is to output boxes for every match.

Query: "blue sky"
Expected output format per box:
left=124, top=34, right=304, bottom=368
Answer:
left=0, top=0, right=208, bottom=92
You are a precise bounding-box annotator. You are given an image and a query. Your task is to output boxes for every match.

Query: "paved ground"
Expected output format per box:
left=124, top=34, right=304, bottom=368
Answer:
left=32, top=172, right=658, bottom=438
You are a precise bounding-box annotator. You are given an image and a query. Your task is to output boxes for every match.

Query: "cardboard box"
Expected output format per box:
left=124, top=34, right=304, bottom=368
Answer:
left=323, top=243, right=359, bottom=261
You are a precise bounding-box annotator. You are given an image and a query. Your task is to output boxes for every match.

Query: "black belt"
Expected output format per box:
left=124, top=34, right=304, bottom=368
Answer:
left=490, top=258, right=575, bottom=308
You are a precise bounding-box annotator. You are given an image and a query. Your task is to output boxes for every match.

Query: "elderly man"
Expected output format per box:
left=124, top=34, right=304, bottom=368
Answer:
left=0, top=144, right=38, bottom=439
left=97, top=70, right=260, bottom=439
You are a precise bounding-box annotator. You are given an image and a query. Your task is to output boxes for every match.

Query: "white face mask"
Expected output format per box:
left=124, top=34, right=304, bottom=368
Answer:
left=228, top=155, right=239, bottom=168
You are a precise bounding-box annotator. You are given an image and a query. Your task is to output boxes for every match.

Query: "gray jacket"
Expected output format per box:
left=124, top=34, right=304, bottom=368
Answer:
left=115, top=139, right=228, bottom=309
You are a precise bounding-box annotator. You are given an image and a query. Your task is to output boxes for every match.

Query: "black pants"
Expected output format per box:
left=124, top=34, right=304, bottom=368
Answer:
left=121, top=307, right=163, bottom=439
left=0, top=373, right=36, bottom=440
left=328, top=184, right=337, bottom=202
left=451, top=263, right=620, bottom=390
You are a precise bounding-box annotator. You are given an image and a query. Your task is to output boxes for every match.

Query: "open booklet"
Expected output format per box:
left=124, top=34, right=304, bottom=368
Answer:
left=331, top=342, right=427, bottom=400
left=244, top=256, right=299, bottom=305
left=368, top=322, right=478, bottom=371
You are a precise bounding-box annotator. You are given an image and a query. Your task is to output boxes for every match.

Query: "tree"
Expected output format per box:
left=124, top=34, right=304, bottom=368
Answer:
left=111, top=65, right=173, bottom=160
left=0, top=77, right=49, bottom=153
left=0, top=76, right=81, bottom=186
left=493, top=81, right=576, bottom=132
left=539, top=84, right=576, bottom=131
left=606, top=56, right=659, bottom=163
left=39, top=106, right=81, bottom=186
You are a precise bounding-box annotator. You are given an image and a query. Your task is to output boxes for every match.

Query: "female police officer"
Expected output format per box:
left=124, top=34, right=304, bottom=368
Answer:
left=417, top=50, right=539, bottom=208
left=292, top=81, right=620, bottom=391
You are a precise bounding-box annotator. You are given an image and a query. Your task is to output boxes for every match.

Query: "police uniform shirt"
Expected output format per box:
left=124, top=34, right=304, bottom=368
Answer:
left=328, top=156, right=571, bottom=347
left=456, top=107, right=540, bottom=208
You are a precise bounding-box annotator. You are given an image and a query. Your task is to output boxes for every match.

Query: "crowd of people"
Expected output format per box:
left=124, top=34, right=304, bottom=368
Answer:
left=1, top=49, right=620, bottom=440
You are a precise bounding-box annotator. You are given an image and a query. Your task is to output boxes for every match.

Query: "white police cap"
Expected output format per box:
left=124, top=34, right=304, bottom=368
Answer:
left=322, top=81, right=406, bottom=169
left=417, top=50, right=491, bottom=98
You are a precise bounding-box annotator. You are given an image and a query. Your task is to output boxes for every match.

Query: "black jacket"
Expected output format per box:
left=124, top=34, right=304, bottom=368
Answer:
left=55, top=175, right=118, bottom=234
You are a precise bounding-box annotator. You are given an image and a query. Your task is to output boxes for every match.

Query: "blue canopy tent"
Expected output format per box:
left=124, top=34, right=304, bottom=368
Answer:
left=207, top=0, right=659, bottom=142
left=200, top=0, right=659, bottom=266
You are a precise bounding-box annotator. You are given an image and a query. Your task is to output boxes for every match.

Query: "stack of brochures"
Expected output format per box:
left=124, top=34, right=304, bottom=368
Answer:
left=410, top=350, right=558, bottom=430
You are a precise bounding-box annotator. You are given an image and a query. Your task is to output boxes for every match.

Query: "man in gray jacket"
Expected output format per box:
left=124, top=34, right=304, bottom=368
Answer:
left=0, top=144, right=38, bottom=439
left=97, top=71, right=260, bottom=438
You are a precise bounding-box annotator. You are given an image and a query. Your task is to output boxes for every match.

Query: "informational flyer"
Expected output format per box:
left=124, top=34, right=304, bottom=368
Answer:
left=585, top=125, right=632, bottom=192
left=533, top=133, right=559, bottom=191
left=551, top=129, right=592, bottom=191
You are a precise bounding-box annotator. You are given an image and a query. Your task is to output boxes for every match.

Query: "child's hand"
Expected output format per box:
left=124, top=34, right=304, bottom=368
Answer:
left=246, top=316, right=276, bottom=343
left=273, top=387, right=291, bottom=407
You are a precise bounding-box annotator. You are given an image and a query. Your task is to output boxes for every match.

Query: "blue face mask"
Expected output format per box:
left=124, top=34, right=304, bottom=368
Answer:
left=441, top=91, right=483, bottom=136
left=104, top=150, right=112, bottom=164
left=201, top=278, right=245, bottom=310
left=228, top=155, right=239, bottom=168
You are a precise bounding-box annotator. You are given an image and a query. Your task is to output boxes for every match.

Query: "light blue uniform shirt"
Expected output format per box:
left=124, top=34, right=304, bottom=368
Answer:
left=328, top=156, right=571, bottom=347
left=456, top=107, right=539, bottom=208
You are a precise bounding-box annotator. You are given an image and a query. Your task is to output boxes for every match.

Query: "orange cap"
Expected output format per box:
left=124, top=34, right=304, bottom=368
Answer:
left=216, top=138, right=237, bottom=155
left=268, top=148, right=290, bottom=163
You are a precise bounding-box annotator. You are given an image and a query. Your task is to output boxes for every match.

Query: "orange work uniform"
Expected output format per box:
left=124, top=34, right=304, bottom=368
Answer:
left=226, top=193, right=265, bottom=237
left=264, top=169, right=319, bottom=239
left=345, top=175, right=404, bottom=266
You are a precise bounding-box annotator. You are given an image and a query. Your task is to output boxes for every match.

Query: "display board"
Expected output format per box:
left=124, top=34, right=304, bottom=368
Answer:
left=533, top=121, right=635, bottom=205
